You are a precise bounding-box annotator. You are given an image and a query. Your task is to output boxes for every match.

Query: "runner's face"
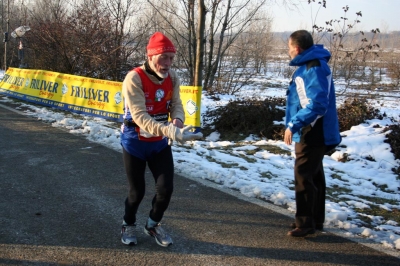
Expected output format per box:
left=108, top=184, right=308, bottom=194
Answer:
left=149, top=52, right=175, bottom=78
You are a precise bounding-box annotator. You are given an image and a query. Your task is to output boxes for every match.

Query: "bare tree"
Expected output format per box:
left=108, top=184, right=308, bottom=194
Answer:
left=209, top=8, right=273, bottom=95
left=144, top=0, right=195, bottom=84
left=102, top=0, right=150, bottom=79
left=245, top=12, right=273, bottom=74
left=195, top=0, right=206, bottom=87
left=387, top=54, right=400, bottom=87
left=203, top=0, right=267, bottom=92
left=309, top=1, right=381, bottom=88
left=24, top=0, right=70, bottom=72
left=145, top=0, right=268, bottom=92
left=1, top=0, right=292, bottom=89
left=21, top=0, right=147, bottom=80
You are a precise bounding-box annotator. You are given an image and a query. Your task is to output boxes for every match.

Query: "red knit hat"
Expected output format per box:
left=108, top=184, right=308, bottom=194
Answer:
left=146, top=32, right=176, bottom=56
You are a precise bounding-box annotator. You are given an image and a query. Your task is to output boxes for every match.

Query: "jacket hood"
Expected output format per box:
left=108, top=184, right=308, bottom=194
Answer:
left=289, top=44, right=331, bottom=66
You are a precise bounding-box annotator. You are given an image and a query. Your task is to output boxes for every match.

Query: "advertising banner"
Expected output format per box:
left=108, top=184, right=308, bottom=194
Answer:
left=0, top=68, right=202, bottom=128
left=0, top=68, right=123, bottom=121
left=179, top=85, right=202, bottom=131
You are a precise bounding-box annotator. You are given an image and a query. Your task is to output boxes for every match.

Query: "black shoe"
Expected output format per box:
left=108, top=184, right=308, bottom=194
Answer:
left=315, top=223, right=324, bottom=230
left=287, top=227, right=315, bottom=237
left=291, top=222, right=323, bottom=230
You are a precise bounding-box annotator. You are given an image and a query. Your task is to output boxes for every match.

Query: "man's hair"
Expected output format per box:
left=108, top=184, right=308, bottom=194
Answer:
left=289, top=30, right=314, bottom=50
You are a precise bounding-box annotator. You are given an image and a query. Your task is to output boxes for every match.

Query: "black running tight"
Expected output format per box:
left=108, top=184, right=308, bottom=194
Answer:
left=122, top=145, right=174, bottom=225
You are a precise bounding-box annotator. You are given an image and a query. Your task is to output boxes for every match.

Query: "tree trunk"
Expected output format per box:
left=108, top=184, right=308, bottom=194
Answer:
left=206, top=0, right=231, bottom=90
left=194, top=0, right=205, bottom=87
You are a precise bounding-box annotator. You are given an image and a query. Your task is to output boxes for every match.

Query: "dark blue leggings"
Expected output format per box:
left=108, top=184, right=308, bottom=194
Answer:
left=122, top=145, right=174, bottom=225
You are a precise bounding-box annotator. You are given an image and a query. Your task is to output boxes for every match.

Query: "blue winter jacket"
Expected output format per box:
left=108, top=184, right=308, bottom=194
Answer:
left=285, top=44, right=341, bottom=146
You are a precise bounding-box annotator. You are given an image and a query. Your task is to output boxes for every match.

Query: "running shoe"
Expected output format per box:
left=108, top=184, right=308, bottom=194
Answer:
left=144, top=222, right=173, bottom=247
left=121, top=221, right=137, bottom=245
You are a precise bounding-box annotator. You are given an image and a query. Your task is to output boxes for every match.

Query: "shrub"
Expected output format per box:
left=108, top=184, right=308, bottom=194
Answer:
left=386, top=59, right=400, bottom=86
left=337, top=98, right=381, bottom=131
left=202, top=97, right=286, bottom=141
left=203, top=97, right=388, bottom=145
left=383, top=123, right=400, bottom=160
left=382, top=122, right=400, bottom=178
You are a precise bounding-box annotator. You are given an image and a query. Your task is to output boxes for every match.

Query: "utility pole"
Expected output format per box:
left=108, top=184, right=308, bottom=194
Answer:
left=3, top=0, right=9, bottom=71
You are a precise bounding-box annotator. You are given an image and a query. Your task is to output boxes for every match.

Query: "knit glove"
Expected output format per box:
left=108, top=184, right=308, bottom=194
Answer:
left=165, top=124, right=203, bottom=144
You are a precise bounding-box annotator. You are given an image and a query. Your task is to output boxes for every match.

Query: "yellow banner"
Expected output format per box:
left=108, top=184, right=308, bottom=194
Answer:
left=180, top=85, right=202, bottom=130
left=0, top=68, right=202, bottom=128
left=0, top=68, right=123, bottom=121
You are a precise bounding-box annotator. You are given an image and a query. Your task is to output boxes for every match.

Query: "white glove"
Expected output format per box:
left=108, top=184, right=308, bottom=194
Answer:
left=165, top=124, right=203, bottom=144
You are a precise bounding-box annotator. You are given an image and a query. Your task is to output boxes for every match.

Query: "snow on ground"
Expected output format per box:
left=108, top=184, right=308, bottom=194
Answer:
left=1, top=70, right=399, bottom=252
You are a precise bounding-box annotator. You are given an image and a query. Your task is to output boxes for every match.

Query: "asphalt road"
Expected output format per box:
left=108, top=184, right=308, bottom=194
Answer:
left=1, top=101, right=399, bottom=266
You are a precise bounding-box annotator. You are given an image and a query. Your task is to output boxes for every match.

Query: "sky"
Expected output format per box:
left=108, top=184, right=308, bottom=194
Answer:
left=1, top=70, right=399, bottom=256
left=270, top=0, right=400, bottom=33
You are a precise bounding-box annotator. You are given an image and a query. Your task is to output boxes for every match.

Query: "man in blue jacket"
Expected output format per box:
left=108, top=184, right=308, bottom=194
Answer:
left=284, top=30, right=341, bottom=237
